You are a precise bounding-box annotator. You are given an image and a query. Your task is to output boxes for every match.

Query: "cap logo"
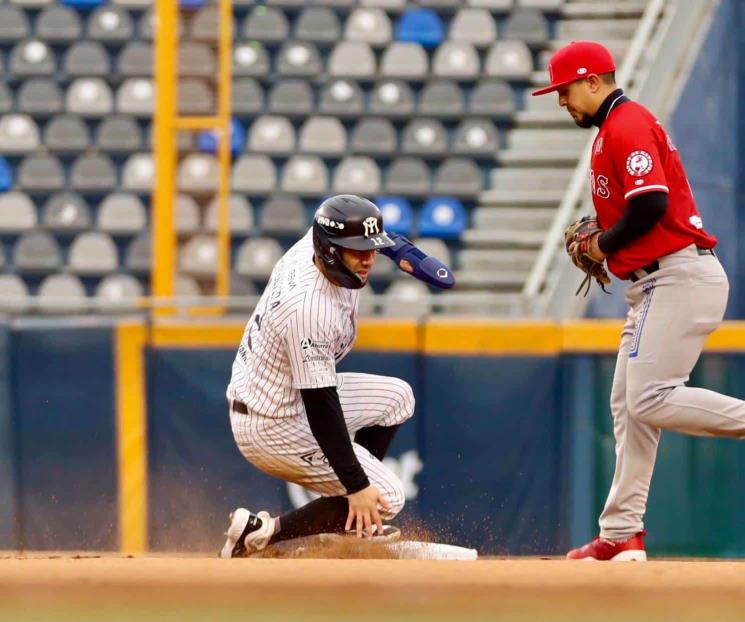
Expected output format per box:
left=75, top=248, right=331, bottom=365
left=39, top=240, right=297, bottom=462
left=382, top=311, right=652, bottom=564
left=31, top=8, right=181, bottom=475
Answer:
left=577, top=67, right=588, bottom=75
left=316, top=214, right=345, bottom=230
left=362, top=216, right=380, bottom=237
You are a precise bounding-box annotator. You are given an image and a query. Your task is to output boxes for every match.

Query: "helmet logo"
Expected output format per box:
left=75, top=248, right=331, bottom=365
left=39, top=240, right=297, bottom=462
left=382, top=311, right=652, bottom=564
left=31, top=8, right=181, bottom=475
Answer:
left=362, top=217, right=380, bottom=237
left=316, top=215, right=345, bottom=230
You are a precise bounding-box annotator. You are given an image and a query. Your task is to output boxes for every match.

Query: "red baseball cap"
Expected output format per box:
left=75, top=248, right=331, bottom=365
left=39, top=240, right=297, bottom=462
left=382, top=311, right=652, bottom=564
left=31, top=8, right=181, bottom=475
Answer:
left=532, top=40, right=616, bottom=96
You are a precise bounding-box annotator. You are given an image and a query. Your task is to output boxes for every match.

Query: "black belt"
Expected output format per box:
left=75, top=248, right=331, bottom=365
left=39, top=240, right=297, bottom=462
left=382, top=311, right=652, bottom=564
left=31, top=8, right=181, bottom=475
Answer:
left=629, top=246, right=715, bottom=282
left=232, top=399, right=248, bottom=414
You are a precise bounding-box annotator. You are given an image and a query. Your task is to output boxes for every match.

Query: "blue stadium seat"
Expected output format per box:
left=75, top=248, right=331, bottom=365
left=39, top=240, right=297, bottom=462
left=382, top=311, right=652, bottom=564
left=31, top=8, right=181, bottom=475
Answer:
left=197, top=118, right=246, bottom=155
left=376, top=196, right=414, bottom=236
left=61, top=0, right=105, bottom=10
left=395, top=9, right=444, bottom=49
left=418, top=196, right=467, bottom=239
left=180, top=0, right=205, bottom=10
left=0, top=157, right=13, bottom=192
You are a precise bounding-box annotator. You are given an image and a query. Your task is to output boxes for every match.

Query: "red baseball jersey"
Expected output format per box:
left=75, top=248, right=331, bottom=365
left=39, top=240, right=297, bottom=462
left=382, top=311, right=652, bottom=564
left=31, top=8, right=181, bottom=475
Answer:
left=589, top=99, right=717, bottom=280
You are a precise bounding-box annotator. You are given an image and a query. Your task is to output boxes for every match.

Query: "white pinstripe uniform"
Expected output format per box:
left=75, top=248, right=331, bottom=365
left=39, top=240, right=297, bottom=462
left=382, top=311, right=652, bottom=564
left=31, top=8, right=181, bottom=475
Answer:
left=227, top=229, right=415, bottom=519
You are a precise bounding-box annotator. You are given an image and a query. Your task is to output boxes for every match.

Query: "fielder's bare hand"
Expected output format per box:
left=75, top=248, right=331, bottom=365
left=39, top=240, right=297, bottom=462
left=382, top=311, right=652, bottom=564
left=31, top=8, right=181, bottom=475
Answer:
left=346, top=484, right=391, bottom=539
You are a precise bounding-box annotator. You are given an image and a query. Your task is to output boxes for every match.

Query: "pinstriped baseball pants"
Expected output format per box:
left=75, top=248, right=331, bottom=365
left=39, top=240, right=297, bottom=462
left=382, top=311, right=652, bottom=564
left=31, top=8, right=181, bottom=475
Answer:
left=230, top=372, right=415, bottom=520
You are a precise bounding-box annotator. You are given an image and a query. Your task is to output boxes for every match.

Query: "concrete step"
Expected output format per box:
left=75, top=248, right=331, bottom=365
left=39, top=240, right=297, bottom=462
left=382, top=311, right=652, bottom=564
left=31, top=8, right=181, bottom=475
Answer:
left=461, top=229, right=546, bottom=249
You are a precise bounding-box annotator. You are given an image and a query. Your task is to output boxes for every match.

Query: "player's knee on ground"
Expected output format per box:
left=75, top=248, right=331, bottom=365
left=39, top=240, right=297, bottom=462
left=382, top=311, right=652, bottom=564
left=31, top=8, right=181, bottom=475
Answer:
left=388, top=378, right=415, bottom=425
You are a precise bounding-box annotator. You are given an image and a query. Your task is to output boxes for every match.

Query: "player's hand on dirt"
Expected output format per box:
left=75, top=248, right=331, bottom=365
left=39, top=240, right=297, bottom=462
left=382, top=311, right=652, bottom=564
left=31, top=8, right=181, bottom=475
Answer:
left=345, top=485, right=391, bottom=539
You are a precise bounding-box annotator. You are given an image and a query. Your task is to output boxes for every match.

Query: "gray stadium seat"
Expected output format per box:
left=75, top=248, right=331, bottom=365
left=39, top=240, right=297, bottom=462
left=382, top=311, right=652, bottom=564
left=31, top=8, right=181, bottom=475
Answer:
left=233, top=43, right=270, bottom=78
left=433, top=157, right=482, bottom=197
left=369, top=80, right=416, bottom=118
left=380, top=42, right=428, bottom=79
left=124, top=232, right=151, bottom=274
left=485, top=41, right=533, bottom=80
left=229, top=274, right=257, bottom=298
left=17, top=78, right=63, bottom=116
left=174, top=274, right=201, bottom=297
left=95, top=274, right=143, bottom=311
left=177, top=154, right=218, bottom=193
left=316, top=0, right=357, bottom=6
left=386, top=157, right=431, bottom=196
left=68, top=232, right=118, bottom=275
left=63, top=41, right=110, bottom=77
left=97, top=192, right=146, bottom=234
left=45, top=115, right=91, bottom=152
left=188, top=5, right=220, bottom=43
left=328, top=42, right=376, bottom=79
left=295, top=6, right=341, bottom=44
left=452, top=119, right=500, bottom=157
left=70, top=154, right=117, bottom=193
left=416, top=0, right=460, bottom=8
left=234, top=237, right=283, bottom=279
left=243, top=6, right=289, bottom=43
left=87, top=5, right=134, bottom=42
left=175, top=194, right=200, bottom=235
left=96, top=115, right=144, bottom=153
left=13, top=231, right=62, bottom=272
left=248, top=115, right=296, bottom=155
left=116, top=79, right=153, bottom=116
left=118, top=42, right=152, bottom=78
left=204, top=195, right=254, bottom=235
left=232, top=78, right=264, bottom=115
left=121, top=153, right=154, bottom=192
left=345, top=8, right=392, bottom=47
left=67, top=78, right=114, bottom=116
left=179, top=42, right=216, bottom=79
left=503, top=7, right=549, bottom=46
left=0, top=275, right=30, bottom=313
left=466, top=0, right=513, bottom=8
left=232, top=155, right=277, bottom=195
left=10, top=39, right=54, bottom=76
left=281, top=155, right=329, bottom=195
left=299, top=117, right=347, bottom=155
left=360, top=0, right=406, bottom=8
left=432, top=42, right=480, bottom=80
left=267, top=80, right=313, bottom=117
left=137, top=7, right=176, bottom=40
left=261, top=195, right=306, bottom=236
left=277, top=42, right=323, bottom=77
left=401, top=119, right=447, bottom=156
left=178, top=79, right=214, bottom=115
left=36, top=5, right=81, bottom=43
left=0, top=85, right=12, bottom=114
left=469, top=79, right=516, bottom=118
left=0, top=114, right=40, bottom=152
left=333, top=157, right=381, bottom=195
left=179, top=235, right=217, bottom=278
left=449, top=8, right=496, bottom=47
left=418, top=81, right=465, bottom=118
left=380, top=280, right=431, bottom=317
left=319, top=80, right=365, bottom=118
left=0, top=192, right=37, bottom=232
left=17, top=154, right=65, bottom=191
left=114, top=0, right=153, bottom=8
left=0, top=6, right=30, bottom=43
left=42, top=192, right=91, bottom=232
left=37, top=274, right=87, bottom=314
left=351, top=117, right=397, bottom=155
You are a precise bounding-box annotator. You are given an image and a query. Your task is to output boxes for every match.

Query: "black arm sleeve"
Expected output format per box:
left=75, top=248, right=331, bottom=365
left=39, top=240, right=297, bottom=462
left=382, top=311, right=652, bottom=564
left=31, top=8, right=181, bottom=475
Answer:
left=300, top=386, right=370, bottom=495
left=597, top=192, right=668, bottom=255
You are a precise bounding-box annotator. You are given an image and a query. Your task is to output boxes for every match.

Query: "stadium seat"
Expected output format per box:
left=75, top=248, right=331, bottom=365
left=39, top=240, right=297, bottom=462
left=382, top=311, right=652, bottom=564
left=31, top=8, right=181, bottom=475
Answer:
left=401, top=118, right=447, bottom=156
left=233, top=43, right=270, bottom=78
left=267, top=80, right=313, bottom=117
left=380, top=280, right=430, bottom=316
left=281, top=155, right=329, bottom=195
left=345, top=8, right=392, bottom=47
left=179, top=235, right=217, bottom=277
left=369, top=80, right=416, bottom=118
left=232, top=154, right=277, bottom=194
left=449, top=8, right=496, bottom=47
left=243, top=6, right=289, bottom=42
left=121, top=153, right=154, bottom=192
left=395, top=8, right=444, bottom=49
left=418, top=196, right=467, bottom=239
left=179, top=42, right=216, bottom=78
left=67, top=78, right=114, bottom=116
left=299, top=117, right=347, bottom=156
left=113, top=0, right=153, bottom=9
left=197, top=118, right=246, bottom=155
left=466, top=0, right=513, bottom=8
left=87, top=5, right=133, bottom=42
left=0, top=158, right=12, bottom=192
left=261, top=194, right=306, bottom=236
left=95, top=274, right=143, bottom=311
left=361, top=0, right=406, bottom=9
left=178, top=79, right=214, bottom=115
left=116, top=79, right=153, bottom=116
left=380, top=42, right=428, bottom=79
left=0, top=114, right=40, bottom=152
left=13, top=231, right=62, bottom=272
left=485, top=41, right=533, bottom=80
left=277, top=42, right=323, bottom=77
left=418, top=80, right=465, bottom=118
left=70, top=154, right=117, bottom=193
left=10, top=0, right=54, bottom=8
left=36, top=5, right=81, bottom=43
left=333, top=157, right=381, bottom=195
left=171, top=194, right=199, bottom=235
left=188, top=5, right=220, bottom=43
left=62, top=0, right=105, bottom=10
left=0, top=192, right=37, bottom=232
left=229, top=274, right=257, bottom=298
left=319, top=80, right=365, bottom=118
left=17, top=154, right=65, bottom=192
left=204, top=195, right=254, bottom=234
left=234, top=237, right=283, bottom=279
left=433, top=158, right=482, bottom=197
left=17, top=79, right=63, bottom=117
left=118, top=42, right=153, bottom=77
left=248, top=116, right=296, bottom=155
left=68, top=232, right=118, bottom=275
left=296, top=6, right=341, bottom=44
left=0, top=85, right=12, bottom=114
left=63, top=41, right=110, bottom=77
left=9, top=39, right=55, bottom=77
left=328, top=42, right=376, bottom=79
left=96, top=116, right=144, bottom=153
left=415, top=0, right=460, bottom=9
left=232, top=78, right=264, bottom=115
left=136, top=7, right=182, bottom=40
left=432, top=42, right=480, bottom=80
left=174, top=274, right=201, bottom=297
left=0, top=275, right=30, bottom=313
left=41, top=192, right=91, bottom=232
left=451, top=119, right=500, bottom=157
left=503, top=7, right=549, bottom=46
left=37, top=274, right=87, bottom=315
left=376, top=196, right=413, bottom=236
left=411, top=237, right=451, bottom=267
left=177, top=154, right=218, bottom=193
left=97, top=192, right=146, bottom=234
left=124, top=232, right=151, bottom=274
left=469, top=79, right=516, bottom=118
left=350, top=118, right=397, bottom=155
left=0, top=6, right=30, bottom=43
left=386, top=157, right=431, bottom=196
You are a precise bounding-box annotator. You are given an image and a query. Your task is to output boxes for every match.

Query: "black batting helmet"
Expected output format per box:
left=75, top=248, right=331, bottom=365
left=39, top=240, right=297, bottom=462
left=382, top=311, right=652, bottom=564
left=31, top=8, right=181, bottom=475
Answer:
left=312, top=194, right=395, bottom=289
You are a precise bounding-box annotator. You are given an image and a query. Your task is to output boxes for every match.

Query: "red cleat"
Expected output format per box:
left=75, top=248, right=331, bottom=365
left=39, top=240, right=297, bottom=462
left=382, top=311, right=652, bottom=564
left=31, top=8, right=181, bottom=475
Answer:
left=566, top=531, right=647, bottom=561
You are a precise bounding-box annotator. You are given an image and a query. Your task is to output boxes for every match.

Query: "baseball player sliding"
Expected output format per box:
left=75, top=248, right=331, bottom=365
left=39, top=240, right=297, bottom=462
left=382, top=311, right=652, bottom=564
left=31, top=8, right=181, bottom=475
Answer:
left=535, top=41, right=745, bottom=561
left=220, top=194, right=454, bottom=558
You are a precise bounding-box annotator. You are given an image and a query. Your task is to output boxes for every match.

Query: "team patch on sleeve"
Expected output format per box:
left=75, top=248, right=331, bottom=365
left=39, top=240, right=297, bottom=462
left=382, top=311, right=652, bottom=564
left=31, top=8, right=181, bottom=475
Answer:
left=626, top=150, right=654, bottom=177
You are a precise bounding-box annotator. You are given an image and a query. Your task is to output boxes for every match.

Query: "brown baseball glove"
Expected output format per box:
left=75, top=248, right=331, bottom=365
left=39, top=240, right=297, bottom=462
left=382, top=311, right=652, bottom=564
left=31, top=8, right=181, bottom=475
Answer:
left=564, top=215, right=611, bottom=297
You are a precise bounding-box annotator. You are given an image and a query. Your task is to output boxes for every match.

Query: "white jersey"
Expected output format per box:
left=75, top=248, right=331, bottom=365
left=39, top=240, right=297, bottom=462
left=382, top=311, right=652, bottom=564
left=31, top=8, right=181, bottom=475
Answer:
left=228, top=229, right=359, bottom=418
